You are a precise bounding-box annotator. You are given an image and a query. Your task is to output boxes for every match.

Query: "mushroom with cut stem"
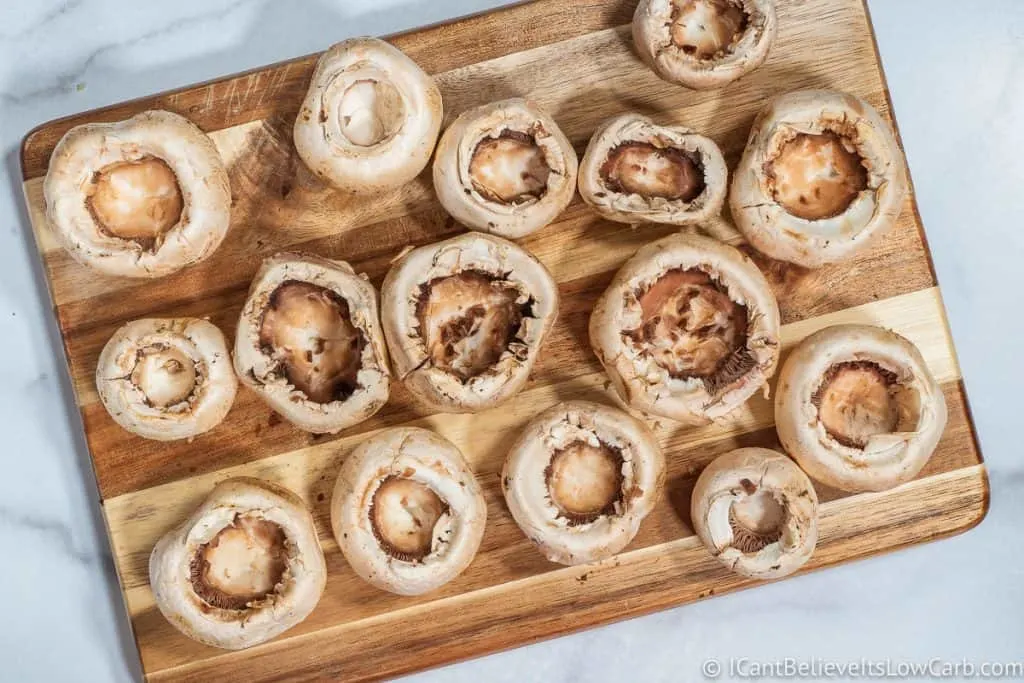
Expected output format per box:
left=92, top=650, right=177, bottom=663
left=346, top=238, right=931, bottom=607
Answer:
left=730, top=90, right=909, bottom=268
left=775, top=324, right=947, bottom=492
left=432, top=98, right=578, bottom=239
left=44, top=110, right=231, bottom=278
left=691, top=447, right=818, bottom=579
left=96, top=318, right=237, bottom=441
left=331, top=427, right=486, bottom=595
left=149, top=477, right=327, bottom=650
left=502, top=401, right=665, bottom=566
left=294, top=37, right=443, bottom=193
left=234, top=252, right=390, bottom=434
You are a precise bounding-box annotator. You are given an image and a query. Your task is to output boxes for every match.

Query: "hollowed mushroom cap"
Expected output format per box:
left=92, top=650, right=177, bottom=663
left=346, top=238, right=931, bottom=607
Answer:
left=730, top=90, right=909, bottom=268
left=149, top=477, right=327, bottom=650
left=331, top=427, right=486, bottom=595
left=633, top=0, right=778, bottom=90
left=234, top=252, right=390, bottom=434
left=775, top=324, right=947, bottom=492
left=44, top=110, right=230, bottom=278
left=432, top=98, right=578, bottom=239
left=502, top=400, right=665, bottom=565
left=578, top=113, right=727, bottom=225
left=293, top=37, right=443, bottom=193
left=381, top=232, right=559, bottom=413
left=96, top=318, right=236, bottom=441
left=589, top=231, right=780, bottom=424
left=691, top=447, right=818, bottom=579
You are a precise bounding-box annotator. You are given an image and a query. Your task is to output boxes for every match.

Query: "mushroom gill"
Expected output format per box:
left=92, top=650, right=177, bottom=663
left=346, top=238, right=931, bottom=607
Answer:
left=369, top=476, right=449, bottom=562
left=86, top=157, right=184, bottom=248
left=727, top=478, right=785, bottom=553
left=669, top=0, right=749, bottom=59
left=469, top=130, right=551, bottom=204
left=600, top=143, right=706, bottom=201
left=190, top=514, right=290, bottom=610
left=765, top=131, right=868, bottom=221
left=812, top=361, right=900, bottom=449
left=545, top=440, right=625, bottom=525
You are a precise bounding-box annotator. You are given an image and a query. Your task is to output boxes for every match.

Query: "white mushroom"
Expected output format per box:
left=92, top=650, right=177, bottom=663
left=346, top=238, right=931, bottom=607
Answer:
left=44, top=110, right=231, bottom=278
left=294, top=37, right=443, bottom=193
left=633, top=0, right=778, bottom=90
left=381, top=232, right=559, bottom=413
left=691, top=447, right=818, bottom=579
left=96, top=318, right=236, bottom=441
left=432, top=98, right=578, bottom=239
left=590, top=230, right=780, bottom=424
left=775, top=324, right=947, bottom=492
left=502, top=401, right=665, bottom=566
left=234, top=252, right=390, bottom=434
left=578, top=113, right=727, bottom=226
left=730, top=90, right=909, bottom=268
left=331, top=427, right=486, bottom=595
left=149, top=477, right=327, bottom=650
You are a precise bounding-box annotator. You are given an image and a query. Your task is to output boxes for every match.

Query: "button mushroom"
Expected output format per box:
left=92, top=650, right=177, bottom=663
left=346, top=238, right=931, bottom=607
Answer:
left=432, top=98, right=578, bottom=239
left=502, top=401, right=665, bottom=566
left=730, top=90, right=909, bottom=267
left=331, top=427, right=486, bottom=595
left=234, top=252, right=390, bottom=434
left=775, top=324, right=947, bottom=492
left=44, top=110, right=231, bottom=278
left=691, top=447, right=818, bottom=579
left=294, top=37, right=443, bottom=193
left=633, top=0, right=778, bottom=90
left=381, top=232, right=559, bottom=413
left=149, top=477, right=327, bottom=650
left=590, top=231, right=780, bottom=424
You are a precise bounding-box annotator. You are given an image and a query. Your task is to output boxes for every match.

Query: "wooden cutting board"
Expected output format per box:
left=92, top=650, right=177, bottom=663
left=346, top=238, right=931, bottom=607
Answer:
left=19, top=0, right=987, bottom=680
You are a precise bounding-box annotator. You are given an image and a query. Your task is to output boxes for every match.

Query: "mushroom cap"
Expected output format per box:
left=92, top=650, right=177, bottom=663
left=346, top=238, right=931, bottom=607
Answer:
left=234, top=252, right=391, bottom=434
left=589, top=230, right=780, bottom=424
left=44, top=110, right=230, bottom=278
left=331, top=427, right=487, bottom=595
left=578, top=113, right=728, bottom=225
left=432, top=98, right=578, bottom=239
left=632, top=0, right=778, bottom=90
left=502, top=400, right=665, bottom=565
left=730, top=90, right=909, bottom=268
left=149, top=477, right=327, bottom=650
left=691, top=447, right=818, bottom=579
left=381, top=232, right=559, bottom=413
left=293, top=37, right=443, bottom=193
left=96, top=317, right=237, bottom=441
left=775, top=324, right=947, bottom=492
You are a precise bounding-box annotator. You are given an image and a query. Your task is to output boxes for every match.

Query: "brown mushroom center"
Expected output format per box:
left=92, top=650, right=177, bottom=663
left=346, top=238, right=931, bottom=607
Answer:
left=337, top=78, right=405, bottom=147
left=813, top=361, right=900, bottom=449
left=729, top=478, right=785, bottom=553
left=131, top=345, right=197, bottom=408
left=258, top=281, right=365, bottom=404
left=190, top=514, right=289, bottom=610
left=87, top=157, right=183, bottom=247
left=370, top=476, right=448, bottom=561
left=469, top=130, right=551, bottom=203
left=670, top=0, right=749, bottom=59
left=767, top=132, right=869, bottom=220
left=416, top=270, right=526, bottom=381
left=600, top=142, right=706, bottom=201
left=545, top=440, right=624, bottom=525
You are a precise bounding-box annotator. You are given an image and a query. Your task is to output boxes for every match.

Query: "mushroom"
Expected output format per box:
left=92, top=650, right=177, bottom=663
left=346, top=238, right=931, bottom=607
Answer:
left=381, top=232, right=559, bottom=413
left=331, top=427, right=486, bottom=595
left=432, top=98, right=578, bottom=239
left=96, top=318, right=236, bottom=441
left=633, top=0, right=778, bottom=90
left=730, top=90, right=909, bottom=268
left=775, top=324, right=947, bottom=492
left=578, top=113, right=727, bottom=225
left=234, top=252, right=390, bottom=434
left=293, top=37, right=443, bottom=193
left=502, top=400, right=665, bottom=566
left=149, top=477, right=326, bottom=650
left=44, top=110, right=231, bottom=278
left=590, top=231, right=780, bottom=424
left=691, top=447, right=818, bottom=579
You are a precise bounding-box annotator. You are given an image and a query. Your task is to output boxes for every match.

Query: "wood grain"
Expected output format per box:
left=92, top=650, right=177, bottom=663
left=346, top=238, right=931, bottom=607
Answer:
left=19, top=0, right=986, bottom=680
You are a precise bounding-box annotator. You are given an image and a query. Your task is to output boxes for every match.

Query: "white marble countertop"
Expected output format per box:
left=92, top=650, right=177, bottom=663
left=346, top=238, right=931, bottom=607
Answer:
left=1, top=1, right=1021, bottom=681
